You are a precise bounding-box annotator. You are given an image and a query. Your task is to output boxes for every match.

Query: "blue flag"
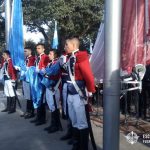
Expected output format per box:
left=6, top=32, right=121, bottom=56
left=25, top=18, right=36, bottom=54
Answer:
left=52, top=21, right=59, bottom=49
left=9, top=0, right=24, bottom=67
left=89, top=39, right=93, bottom=54
left=25, top=67, right=44, bottom=109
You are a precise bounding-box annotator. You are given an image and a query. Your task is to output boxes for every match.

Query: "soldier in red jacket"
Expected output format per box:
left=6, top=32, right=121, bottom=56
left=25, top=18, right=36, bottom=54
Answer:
left=21, top=47, right=36, bottom=119
left=25, top=51, right=35, bottom=67
left=42, top=50, right=63, bottom=133
left=30, top=43, right=49, bottom=126
left=62, top=37, right=96, bottom=150
left=1, top=50, right=17, bottom=114
left=35, top=44, right=50, bottom=71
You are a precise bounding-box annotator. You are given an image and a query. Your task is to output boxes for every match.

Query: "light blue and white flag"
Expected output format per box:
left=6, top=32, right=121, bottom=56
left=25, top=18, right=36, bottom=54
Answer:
left=52, top=20, right=59, bottom=49
left=89, top=39, right=93, bottom=54
left=9, top=0, right=24, bottom=67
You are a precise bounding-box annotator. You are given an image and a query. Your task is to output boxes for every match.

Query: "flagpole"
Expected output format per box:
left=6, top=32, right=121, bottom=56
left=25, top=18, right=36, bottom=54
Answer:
left=5, top=0, right=12, bottom=50
left=103, top=0, right=122, bottom=150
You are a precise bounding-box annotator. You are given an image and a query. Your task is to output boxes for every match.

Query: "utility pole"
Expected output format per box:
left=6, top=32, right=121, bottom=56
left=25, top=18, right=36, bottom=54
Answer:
left=103, top=0, right=122, bottom=150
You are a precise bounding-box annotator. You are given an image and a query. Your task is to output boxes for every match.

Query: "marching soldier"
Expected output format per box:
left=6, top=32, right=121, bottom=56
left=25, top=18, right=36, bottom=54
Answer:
left=21, top=47, right=36, bottom=119
left=1, top=50, right=17, bottom=114
left=30, top=43, right=49, bottom=126
left=41, top=50, right=62, bottom=133
left=62, top=37, right=96, bottom=150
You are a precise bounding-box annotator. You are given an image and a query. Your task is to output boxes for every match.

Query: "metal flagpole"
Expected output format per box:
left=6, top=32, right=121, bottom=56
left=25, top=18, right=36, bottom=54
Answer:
left=5, top=0, right=12, bottom=50
left=145, top=0, right=149, bottom=65
left=103, top=0, right=122, bottom=150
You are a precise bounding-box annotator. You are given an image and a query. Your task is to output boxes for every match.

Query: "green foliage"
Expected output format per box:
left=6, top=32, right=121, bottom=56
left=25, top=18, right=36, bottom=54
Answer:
left=0, top=15, right=5, bottom=51
left=23, top=0, right=104, bottom=48
left=24, top=39, right=36, bottom=55
left=25, top=39, right=50, bottom=55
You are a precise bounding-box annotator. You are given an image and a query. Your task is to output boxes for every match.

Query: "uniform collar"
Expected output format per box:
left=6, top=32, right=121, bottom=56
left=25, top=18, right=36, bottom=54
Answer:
left=49, top=58, right=57, bottom=66
left=67, top=49, right=79, bottom=58
left=72, top=49, right=79, bottom=55
left=27, top=55, right=32, bottom=59
left=39, top=53, right=44, bottom=57
left=6, top=58, right=11, bottom=62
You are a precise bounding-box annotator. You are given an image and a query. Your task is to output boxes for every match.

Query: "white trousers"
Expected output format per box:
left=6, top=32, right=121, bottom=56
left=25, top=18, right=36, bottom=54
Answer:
left=62, top=83, right=68, bottom=115
left=22, top=81, right=31, bottom=100
left=46, top=88, right=60, bottom=112
left=67, top=94, right=88, bottom=129
left=4, top=80, right=15, bottom=97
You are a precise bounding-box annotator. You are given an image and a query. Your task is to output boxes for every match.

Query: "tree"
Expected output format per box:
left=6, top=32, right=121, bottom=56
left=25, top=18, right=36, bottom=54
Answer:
left=22, top=0, right=104, bottom=49
left=25, top=39, right=50, bottom=55
left=0, top=15, right=5, bottom=51
left=0, top=0, right=5, bottom=51
left=24, top=39, right=36, bottom=55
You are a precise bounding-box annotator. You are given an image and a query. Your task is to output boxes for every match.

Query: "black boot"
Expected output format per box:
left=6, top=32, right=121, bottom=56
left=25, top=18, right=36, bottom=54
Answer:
left=61, top=109, right=67, bottom=120
left=80, top=128, right=89, bottom=150
left=30, top=115, right=38, bottom=123
left=25, top=111, right=35, bottom=119
left=8, top=97, right=16, bottom=114
left=56, top=109, right=63, bottom=131
left=60, top=119, right=72, bottom=140
left=71, top=128, right=80, bottom=150
left=48, top=109, right=63, bottom=133
left=20, top=112, right=28, bottom=117
left=44, top=110, right=55, bottom=131
left=24, top=100, right=35, bottom=119
left=47, top=111, right=57, bottom=133
left=35, top=104, right=46, bottom=126
left=21, top=100, right=30, bottom=117
left=1, top=97, right=11, bottom=112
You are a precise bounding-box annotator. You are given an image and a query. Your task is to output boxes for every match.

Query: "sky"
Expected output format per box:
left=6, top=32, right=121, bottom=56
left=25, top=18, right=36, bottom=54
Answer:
left=23, top=26, right=44, bottom=43
left=1, top=10, right=48, bottom=43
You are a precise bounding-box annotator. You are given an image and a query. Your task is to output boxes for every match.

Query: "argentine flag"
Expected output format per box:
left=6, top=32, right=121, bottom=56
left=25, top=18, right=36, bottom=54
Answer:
left=89, top=39, right=93, bottom=54
left=9, top=0, right=24, bottom=67
left=52, top=20, right=59, bottom=50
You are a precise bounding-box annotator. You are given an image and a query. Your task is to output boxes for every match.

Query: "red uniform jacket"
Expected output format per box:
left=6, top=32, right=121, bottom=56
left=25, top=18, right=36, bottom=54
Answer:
left=36, top=53, right=49, bottom=69
left=26, top=55, right=36, bottom=67
left=4, top=58, right=17, bottom=80
left=73, top=51, right=95, bottom=93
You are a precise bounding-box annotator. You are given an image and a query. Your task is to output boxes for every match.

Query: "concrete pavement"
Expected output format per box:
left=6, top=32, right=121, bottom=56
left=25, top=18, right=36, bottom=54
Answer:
left=0, top=90, right=150, bottom=150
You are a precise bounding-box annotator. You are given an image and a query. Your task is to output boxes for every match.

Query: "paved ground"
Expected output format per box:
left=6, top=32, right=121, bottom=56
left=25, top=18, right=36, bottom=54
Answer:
left=0, top=89, right=150, bottom=150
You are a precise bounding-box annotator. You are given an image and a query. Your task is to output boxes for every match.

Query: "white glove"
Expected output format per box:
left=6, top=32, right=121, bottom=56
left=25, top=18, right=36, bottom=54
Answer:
left=20, top=70, right=25, bottom=77
left=35, top=67, right=40, bottom=73
left=88, top=92, right=93, bottom=97
left=59, top=55, right=67, bottom=67
left=26, top=67, right=29, bottom=70
left=14, top=66, right=20, bottom=71
left=62, top=63, right=68, bottom=71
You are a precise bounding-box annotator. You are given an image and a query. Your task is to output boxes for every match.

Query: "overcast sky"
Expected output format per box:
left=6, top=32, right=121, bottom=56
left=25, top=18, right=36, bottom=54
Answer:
left=1, top=12, right=46, bottom=43
left=23, top=26, right=44, bottom=43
